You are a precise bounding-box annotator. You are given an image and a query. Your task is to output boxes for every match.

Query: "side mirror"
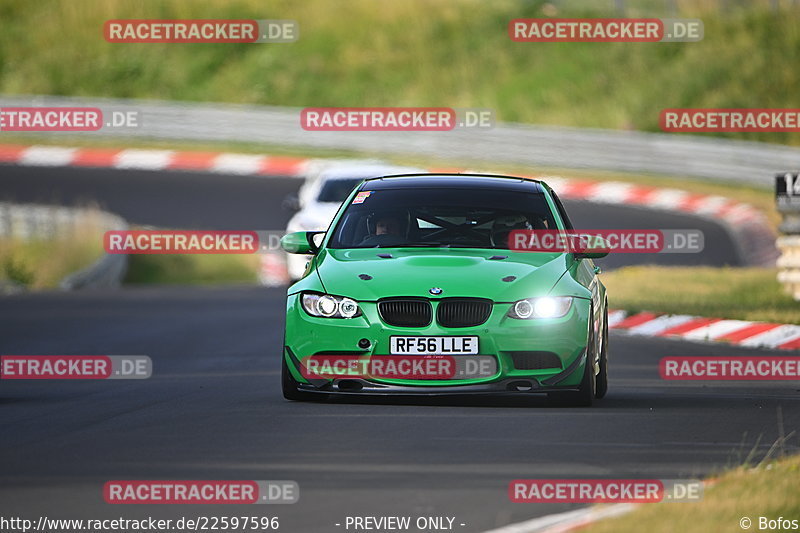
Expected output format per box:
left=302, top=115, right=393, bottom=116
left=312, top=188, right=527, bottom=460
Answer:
left=574, top=250, right=609, bottom=259
left=282, top=193, right=300, bottom=212
left=281, top=231, right=324, bottom=255
left=573, top=235, right=610, bottom=259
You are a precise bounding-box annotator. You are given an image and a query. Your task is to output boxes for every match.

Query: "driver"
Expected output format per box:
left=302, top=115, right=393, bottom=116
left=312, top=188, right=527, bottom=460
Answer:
left=375, top=215, right=403, bottom=237
left=490, top=213, right=534, bottom=248
left=359, top=212, right=409, bottom=246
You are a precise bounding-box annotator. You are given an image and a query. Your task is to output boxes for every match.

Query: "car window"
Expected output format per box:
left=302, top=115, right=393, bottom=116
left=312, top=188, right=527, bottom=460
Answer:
left=316, top=178, right=364, bottom=203
left=328, top=186, right=557, bottom=249
left=549, top=190, right=574, bottom=230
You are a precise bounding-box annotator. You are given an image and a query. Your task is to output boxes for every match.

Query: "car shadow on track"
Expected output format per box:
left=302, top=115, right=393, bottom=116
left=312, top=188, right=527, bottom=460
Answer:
left=280, top=387, right=800, bottom=410
left=290, top=394, right=576, bottom=409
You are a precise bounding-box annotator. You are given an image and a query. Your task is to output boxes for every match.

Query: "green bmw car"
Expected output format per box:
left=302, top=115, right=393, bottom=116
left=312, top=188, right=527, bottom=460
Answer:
left=280, top=173, right=609, bottom=406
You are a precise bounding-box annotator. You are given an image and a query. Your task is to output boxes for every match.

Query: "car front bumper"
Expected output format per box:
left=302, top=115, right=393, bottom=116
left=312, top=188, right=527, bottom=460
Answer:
left=283, top=294, right=592, bottom=394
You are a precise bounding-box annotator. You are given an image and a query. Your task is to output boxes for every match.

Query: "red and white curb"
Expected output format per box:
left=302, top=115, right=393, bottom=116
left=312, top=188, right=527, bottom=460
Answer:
left=482, top=503, right=636, bottom=533
left=538, top=175, right=777, bottom=268
left=0, top=144, right=311, bottom=176
left=0, top=143, right=778, bottom=277
left=483, top=479, right=719, bottom=533
left=609, top=309, right=800, bottom=351
left=0, top=144, right=772, bottom=231
left=543, top=176, right=763, bottom=231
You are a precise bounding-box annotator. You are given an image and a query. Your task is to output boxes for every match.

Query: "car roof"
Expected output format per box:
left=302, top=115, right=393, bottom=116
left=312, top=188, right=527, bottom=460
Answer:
left=360, top=173, right=547, bottom=192
left=317, top=164, right=424, bottom=181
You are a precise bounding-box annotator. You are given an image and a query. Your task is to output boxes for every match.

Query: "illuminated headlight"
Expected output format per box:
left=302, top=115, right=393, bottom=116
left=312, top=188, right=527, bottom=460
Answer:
left=301, top=293, right=361, bottom=318
left=508, top=296, right=573, bottom=319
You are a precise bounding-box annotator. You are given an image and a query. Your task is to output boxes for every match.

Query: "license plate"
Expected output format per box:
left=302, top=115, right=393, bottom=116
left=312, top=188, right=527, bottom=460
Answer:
left=390, top=336, right=478, bottom=355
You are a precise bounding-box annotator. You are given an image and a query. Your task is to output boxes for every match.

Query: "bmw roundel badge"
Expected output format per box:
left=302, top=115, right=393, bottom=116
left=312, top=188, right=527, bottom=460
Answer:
left=429, top=287, right=443, bottom=295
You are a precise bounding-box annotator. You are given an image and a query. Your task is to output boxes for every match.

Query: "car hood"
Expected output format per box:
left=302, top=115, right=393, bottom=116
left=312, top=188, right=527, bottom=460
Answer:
left=314, top=248, right=572, bottom=302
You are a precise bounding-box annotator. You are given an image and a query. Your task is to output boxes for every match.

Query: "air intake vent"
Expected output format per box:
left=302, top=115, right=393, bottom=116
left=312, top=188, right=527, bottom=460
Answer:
left=509, top=351, right=562, bottom=370
left=378, top=299, right=432, bottom=327
left=436, top=298, right=492, bottom=328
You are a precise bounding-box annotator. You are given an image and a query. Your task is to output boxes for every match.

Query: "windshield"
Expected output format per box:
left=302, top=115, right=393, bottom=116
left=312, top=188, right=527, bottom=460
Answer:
left=328, top=187, right=558, bottom=249
left=316, top=178, right=364, bottom=203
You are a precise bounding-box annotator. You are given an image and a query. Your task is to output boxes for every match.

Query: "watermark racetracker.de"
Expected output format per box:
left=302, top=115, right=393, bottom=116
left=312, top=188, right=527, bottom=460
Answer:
left=300, top=107, right=494, bottom=131
left=0, top=355, right=151, bottom=379
left=104, top=19, right=298, bottom=43
left=509, top=18, right=703, bottom=43
left=0, top=107, right=141, bottom=131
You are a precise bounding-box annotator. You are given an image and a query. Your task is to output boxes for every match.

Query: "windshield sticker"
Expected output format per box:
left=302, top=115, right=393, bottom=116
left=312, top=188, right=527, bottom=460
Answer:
left=352, top=191, right=373, bottom=204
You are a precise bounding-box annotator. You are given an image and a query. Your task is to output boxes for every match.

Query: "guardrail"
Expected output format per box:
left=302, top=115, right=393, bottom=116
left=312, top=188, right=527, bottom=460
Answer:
left=0, top=202, right=128, bottom=290
left=2, top=94, right=798, bottom=188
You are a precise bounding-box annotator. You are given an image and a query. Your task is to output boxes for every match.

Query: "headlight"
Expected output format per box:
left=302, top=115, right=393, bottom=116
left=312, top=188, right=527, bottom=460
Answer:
left=301, top=292, right=361, bottom=318
left=508, top=296, right=572, bottom=319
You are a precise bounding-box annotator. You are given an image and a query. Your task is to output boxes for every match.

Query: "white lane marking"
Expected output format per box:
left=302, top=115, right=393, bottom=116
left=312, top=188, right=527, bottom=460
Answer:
left=19, top=146, right=77, bottom=166
left=114, top=149, right=174, bottom=170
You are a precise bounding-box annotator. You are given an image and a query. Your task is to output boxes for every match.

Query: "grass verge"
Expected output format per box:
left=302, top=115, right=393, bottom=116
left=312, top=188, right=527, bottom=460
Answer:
left=583, top=454, right=800, bottom=533
left=3, top=0, right=800, bottom=145
left=0, top=213, right=106, bottom=289
left=124, top=253, right=260, bottom=285
left=603, top=266, right=799, bottom=325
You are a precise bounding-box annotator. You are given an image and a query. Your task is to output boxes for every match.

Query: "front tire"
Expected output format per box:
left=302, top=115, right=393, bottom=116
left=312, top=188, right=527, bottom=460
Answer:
left=571, top=348, right=596, bottom=407
left=548, top=318, right=596, bottom=407
left=594, top=304, right=609, bottom=399
left=281, top=352, right=319, bottom=402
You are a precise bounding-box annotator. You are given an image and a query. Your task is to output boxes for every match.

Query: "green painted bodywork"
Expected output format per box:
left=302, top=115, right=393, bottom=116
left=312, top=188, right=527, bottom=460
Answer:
left=282, top=179, right=607, bottom=392
left=280, top=231, right=316, bottom=254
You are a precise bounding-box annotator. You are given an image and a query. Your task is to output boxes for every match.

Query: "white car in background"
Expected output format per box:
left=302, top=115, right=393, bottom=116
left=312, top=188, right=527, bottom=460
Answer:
left=283, top=161, right=424, bottom=282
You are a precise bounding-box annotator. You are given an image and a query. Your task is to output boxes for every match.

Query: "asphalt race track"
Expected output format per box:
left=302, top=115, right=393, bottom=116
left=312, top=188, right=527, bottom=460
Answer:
left=0, top=165, right=740, bottom=268
left=1, top=165, right=795, bottom=532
